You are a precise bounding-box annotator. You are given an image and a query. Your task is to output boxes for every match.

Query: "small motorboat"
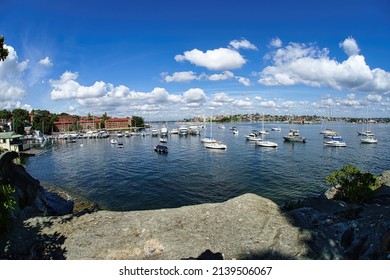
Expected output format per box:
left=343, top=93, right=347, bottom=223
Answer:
left=203, top=141, right=227, bottom=150
left=154, top=145, right=168, bottom=153
left=360, top=136, right=378, bottom=144
left=256, top=140, right=278, bottom=148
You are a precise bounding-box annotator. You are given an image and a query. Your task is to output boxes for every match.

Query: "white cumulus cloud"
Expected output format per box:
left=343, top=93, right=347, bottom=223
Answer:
left=208, top=71, right=234, bottom=81
left=229, top=39, right=258, bottom=50
left=182, top=88, right=207, bottom=107
left=162, top=71, right=200, bottom=83
left=339, top=37, right=360, bottom=56
left=259, top=38, right=390, bottom=95
left=38, top=56, right=53, bottom=67
left=236, top=76, right=251, bottom=86
left=175, top=48, right=246, bottom=71
left=268, top=37, right=283, bottom=48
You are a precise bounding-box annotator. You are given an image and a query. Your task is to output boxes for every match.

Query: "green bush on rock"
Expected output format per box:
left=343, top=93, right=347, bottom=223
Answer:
left=0, top=183, right=15, bottom=233
left=325, top=164, right=381, bottom=203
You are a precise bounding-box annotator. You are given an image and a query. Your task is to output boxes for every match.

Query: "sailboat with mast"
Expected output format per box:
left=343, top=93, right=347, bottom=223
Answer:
left=360, top=119, right=377, bottom=144
left=258, top=113, right=269, bottom=135
left=201, top=115, right=227, bottom=149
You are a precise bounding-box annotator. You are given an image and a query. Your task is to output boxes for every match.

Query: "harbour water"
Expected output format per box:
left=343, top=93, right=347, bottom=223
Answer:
left=24, top=122, right=390, bottom=211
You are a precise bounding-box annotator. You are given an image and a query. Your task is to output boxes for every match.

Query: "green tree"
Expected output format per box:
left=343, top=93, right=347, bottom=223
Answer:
left=100, top=112, right=110, bottom=129
left=11, top=108, right=29, bottom=134
left=0, top=109, right=12, bottom=120
left=32, top=110, right=55, bottom=134
left=132, top=115, right=144, bottom=127
left=0, top=36, right=9, bottom=61
left=325, top=164, right=381, bottom=203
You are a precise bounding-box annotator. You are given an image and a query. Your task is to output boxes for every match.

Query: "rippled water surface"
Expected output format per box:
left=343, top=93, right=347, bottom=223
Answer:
left=25, top=122, right=390, bottom=211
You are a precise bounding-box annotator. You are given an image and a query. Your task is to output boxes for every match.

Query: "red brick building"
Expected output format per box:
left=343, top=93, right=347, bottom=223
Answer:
left=53, top=115, right=78, bottom=132
left=105, top=118, right=133, bottom=130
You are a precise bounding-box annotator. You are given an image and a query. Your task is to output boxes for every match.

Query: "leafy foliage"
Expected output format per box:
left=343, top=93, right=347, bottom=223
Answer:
left=132, top=115, right=144, bottom=127
left=0, top=36, right=9, bottom=61
left=32, top=109, right=57, bottom=134
left=0, top=183, right=15, bottom=233
left=325, top=164, right=381, bottom=203
left=11, top=108, right=30, bottom=134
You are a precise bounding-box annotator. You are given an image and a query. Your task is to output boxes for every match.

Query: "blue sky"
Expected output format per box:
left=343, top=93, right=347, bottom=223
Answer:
left=1, top=0, right=389, bottom=121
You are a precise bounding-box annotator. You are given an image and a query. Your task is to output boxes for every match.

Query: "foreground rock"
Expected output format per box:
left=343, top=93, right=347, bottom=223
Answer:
left=6, top=182, right=390, bottom=260
left=9, top=193, right=315, bottom=260
left=1, top=151, right=389, bottom=260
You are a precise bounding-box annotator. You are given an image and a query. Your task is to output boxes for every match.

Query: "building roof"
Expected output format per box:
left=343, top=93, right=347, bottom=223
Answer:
left=0, top=131, right=23, bottom=139
left=78, top=119, right=101, bottom=123
left=106, top=118, right=130, bottom=122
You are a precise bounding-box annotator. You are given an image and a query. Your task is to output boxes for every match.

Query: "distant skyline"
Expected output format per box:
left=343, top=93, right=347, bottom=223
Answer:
left=1, top=0, right=389, bottom=121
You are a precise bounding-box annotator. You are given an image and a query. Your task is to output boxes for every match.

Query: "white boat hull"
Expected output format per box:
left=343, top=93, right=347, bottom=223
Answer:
left=256, top=140, right=278, bottom=148
left=360, top=137, right=377, bottom=144
left=324, top=140, right=346, bottom=147
left=203, top=142, right=227, bottom=149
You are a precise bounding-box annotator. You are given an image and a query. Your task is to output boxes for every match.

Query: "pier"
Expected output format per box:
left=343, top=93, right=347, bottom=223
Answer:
left=19, top=148, right=48, bottom=157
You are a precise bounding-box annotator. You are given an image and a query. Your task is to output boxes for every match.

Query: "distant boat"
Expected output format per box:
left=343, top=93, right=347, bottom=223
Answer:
left=170, top=128, right=179, bottom=134
left=203, top=141, right=227, bottom=150
left=245, top=132, right=261, bottom=141
left=232, top=128, right=239, bottom=135
left=201, top=136, right=217, bottom=143
left=160, top=125, right=168, bottom=137
left=160, top=137, right=167, bottom=143
left=320, top=128, right=336, bottom=135
left=324, top=137, right=346, bottom=147
left=360, top=136, right=378, bottom=144
left=258, top=113, right=269, bottom=135
left=283, top=129, right=306, bottom=143
left=256, top=140, right=278, bottom=148
left=110, top=139, right=118, bottom=144
left=117, top=142, right=124, bottom=148
left=154, top=144, right=168, bottom=153
left=178, top=125, right=188, bottom=136
left=151, top=128, right=159, bottom=137
left=271, top=127, right=281, bottom=132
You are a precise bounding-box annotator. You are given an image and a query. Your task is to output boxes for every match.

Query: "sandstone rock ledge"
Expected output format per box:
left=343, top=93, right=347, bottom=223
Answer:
left=1, top=151, right=389, bottom=260
left=16, top=193, right=314, bottom=260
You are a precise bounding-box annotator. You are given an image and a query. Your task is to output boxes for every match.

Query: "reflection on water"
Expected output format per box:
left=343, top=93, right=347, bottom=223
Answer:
left=25, top=122, right=390, bottom=211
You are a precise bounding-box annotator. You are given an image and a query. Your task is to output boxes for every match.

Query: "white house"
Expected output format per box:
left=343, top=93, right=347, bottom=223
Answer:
left=0, top=132, right=23, bottom=152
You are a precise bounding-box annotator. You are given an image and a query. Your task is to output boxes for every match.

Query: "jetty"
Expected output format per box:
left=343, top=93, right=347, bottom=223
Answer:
left=19, top=148, right=48, bottom=157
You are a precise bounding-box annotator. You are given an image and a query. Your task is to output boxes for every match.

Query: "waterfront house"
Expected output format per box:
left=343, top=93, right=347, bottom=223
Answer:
left=0, top=131, right=23, bottom=152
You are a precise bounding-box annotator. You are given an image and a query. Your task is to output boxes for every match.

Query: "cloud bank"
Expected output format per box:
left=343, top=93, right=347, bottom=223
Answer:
left=259, top=37, right=390, bottom=95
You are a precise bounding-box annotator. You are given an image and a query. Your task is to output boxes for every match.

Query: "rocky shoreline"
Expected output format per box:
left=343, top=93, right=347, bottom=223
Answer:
left=1, top=152, right=389, bottom=260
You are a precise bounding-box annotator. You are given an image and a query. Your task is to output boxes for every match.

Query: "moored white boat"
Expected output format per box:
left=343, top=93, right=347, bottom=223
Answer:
left=283, top=129, right=306, bottom=143
left=203, top=141, right=227, bottom=149
left=324, top=139, right=346, bottom=147
left=360, top=136, right=377, bottom=144
left=245, top=133, right=261, bottom=141
left=256, top=140, right=278, bottom=148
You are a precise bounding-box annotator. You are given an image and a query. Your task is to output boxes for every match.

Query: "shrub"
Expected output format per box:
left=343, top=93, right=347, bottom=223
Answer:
left=325, top=164, right=381, bottom=203
left=0, top=183, right=15, bottom=233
